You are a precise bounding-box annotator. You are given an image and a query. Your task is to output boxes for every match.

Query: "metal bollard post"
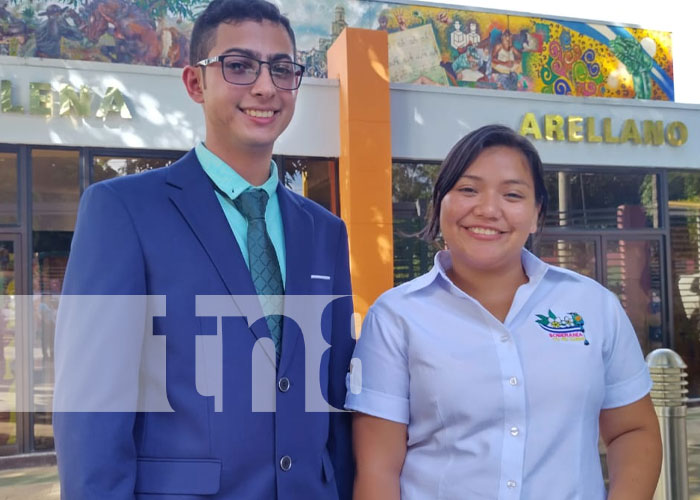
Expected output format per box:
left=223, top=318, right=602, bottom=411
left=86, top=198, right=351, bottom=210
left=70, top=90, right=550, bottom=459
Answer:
left=647, top=348, right=689, bottom=500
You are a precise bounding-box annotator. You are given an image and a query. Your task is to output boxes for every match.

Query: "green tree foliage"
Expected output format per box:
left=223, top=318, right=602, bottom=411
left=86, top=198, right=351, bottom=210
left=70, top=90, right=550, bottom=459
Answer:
left=133, top=0, right=208, bottom=20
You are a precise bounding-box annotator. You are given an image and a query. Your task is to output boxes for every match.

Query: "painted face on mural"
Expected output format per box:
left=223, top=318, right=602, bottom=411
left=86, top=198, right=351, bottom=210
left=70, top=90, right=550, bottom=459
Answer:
left=195, top=20, right=297, bottom=157
left=502, top=31, right=513, bottom=50
left=439, top=146, right=539, bottom=275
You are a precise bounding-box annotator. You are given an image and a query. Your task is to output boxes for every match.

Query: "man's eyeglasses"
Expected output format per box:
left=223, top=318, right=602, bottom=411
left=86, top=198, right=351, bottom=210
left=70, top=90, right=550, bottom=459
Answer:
left=196, top=54, right=305, bottom=91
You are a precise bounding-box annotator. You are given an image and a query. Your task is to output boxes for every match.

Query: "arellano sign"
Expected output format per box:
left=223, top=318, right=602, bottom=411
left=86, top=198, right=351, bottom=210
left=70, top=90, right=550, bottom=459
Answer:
left=1, top=79, right=132, bottom=119
left=519, top=112, right=687, bottom=147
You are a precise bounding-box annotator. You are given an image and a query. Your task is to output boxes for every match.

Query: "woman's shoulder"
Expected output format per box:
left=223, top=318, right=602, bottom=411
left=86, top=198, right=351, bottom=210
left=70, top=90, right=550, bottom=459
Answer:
left=371, top=269, right=441, bottom=313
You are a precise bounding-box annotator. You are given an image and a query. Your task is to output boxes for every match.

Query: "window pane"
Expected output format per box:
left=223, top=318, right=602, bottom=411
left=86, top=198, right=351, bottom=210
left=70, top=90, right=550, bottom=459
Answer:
left=0, top=240, right=17, bottom=453
left=282, top=157, right=337, bottom=214
left=544, top=171, right=659, bottom=229
left=669, top=172, right=700, bottom=398
left=32, top=149, right=79, bottom=232
left=605, top=239, right=663, bottom=356
left=31, top=245, right=63, bottom=450
left=93, top=156, right=176, bottom=183
left=392, top=162, right=440, bottom=285
left=537, top=239, right=596, bottom=279
left=0, top=153, right=18, bottom=226
left=31, top=148, right=80, bottom=452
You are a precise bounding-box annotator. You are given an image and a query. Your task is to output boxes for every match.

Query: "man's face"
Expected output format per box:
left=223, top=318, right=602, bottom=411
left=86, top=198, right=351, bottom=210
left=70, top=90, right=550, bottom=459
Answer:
left=197, top=20, right=297, bottom=155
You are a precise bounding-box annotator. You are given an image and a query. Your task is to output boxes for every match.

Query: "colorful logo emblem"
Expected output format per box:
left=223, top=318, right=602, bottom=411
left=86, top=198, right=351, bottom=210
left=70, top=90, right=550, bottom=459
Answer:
left=535, top=310, right=589, bottom=345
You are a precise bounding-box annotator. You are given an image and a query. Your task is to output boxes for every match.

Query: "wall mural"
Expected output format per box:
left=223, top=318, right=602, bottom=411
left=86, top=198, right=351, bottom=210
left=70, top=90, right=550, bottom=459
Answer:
left=0, top=0, right=674, bottom=100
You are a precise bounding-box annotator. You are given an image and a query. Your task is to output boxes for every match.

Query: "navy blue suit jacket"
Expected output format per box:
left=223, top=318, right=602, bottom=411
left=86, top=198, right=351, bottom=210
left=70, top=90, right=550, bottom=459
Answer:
left=53, top=150, right=355, bottom=499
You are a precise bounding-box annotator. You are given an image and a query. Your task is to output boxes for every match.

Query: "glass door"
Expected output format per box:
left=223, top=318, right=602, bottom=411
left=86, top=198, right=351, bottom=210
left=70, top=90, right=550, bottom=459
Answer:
left=0, top=234, right=21, bottom=455
left=603, top=236, right=665, bottom=355
left=537, top=236, right=600, bottom=280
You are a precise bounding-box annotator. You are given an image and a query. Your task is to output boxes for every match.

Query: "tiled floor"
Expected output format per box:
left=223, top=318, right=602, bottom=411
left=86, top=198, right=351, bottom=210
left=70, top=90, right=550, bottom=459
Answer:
left=1, top=408, right=700, bottom=499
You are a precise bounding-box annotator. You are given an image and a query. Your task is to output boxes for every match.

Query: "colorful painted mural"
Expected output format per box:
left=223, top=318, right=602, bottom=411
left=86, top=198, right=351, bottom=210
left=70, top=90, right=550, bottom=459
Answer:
left=373, top=7, right=673, bottom=100
left=0, top=0, right=198, bottom=65
left=0, top=0, right=674, bottom=100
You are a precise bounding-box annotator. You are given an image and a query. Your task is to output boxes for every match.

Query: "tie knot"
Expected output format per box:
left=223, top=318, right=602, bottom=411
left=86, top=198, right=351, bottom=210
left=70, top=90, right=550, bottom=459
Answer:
left=234, top=188, right=269, bottom=221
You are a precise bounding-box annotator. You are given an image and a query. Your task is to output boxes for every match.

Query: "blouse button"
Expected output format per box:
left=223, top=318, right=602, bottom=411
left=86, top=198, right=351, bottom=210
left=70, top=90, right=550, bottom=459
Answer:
left=500, top=334, right=510, bottom=342
left=509, top=377, right=518, bottom=386
left=510, top=426, right=520, bottom=437
left=507, top=480, right=517, bottom=489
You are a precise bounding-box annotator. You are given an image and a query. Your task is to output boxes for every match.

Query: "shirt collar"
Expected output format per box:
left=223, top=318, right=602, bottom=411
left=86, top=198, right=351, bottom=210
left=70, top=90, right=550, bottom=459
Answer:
left=195, top=142, right=279, bottom=201
left=404, top=248, right=552, bottom=295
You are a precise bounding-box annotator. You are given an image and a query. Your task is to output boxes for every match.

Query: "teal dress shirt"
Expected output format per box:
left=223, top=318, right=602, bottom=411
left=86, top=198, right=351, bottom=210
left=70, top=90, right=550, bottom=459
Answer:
left=195, top=142, right=286, bottom=287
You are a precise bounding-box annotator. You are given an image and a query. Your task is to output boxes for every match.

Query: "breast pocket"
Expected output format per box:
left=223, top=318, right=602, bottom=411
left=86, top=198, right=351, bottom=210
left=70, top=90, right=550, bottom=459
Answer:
left=134, top=458, right=221, bottom=496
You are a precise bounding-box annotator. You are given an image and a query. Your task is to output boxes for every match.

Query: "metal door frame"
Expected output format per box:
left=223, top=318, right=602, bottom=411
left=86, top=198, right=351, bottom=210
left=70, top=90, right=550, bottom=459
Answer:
left=0, top=232, right=29, bottom=456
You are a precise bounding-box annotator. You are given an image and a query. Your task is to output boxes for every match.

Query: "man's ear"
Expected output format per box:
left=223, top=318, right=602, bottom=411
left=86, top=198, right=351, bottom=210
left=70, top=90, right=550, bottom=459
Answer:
left=182, top=65, right=205, bottom=104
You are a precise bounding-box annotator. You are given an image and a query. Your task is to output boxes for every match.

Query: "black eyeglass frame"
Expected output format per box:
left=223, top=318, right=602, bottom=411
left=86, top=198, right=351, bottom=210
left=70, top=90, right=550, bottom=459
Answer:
left=196, top=54, right=306, bottom=91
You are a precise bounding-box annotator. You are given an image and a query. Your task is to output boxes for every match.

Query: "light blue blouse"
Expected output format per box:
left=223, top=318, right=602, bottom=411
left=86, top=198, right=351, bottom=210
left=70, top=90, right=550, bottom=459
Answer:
left=346, top=249, right=651, bottom=499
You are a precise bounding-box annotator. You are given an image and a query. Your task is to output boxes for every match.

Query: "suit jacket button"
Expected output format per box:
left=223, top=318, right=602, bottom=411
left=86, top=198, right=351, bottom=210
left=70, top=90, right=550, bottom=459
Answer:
left=280, top=455, right=292, bottom=471
left=278, top=377, right=290, bottom=392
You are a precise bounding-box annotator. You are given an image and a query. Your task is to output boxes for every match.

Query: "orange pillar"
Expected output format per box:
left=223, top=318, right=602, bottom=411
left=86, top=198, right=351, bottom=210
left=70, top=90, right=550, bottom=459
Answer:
left=327, top=28, right=394, bottom=321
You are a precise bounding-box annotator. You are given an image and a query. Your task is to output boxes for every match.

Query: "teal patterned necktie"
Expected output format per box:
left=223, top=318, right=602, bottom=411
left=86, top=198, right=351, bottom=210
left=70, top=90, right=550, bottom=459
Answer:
left=234, top=188, right=284, bottom=363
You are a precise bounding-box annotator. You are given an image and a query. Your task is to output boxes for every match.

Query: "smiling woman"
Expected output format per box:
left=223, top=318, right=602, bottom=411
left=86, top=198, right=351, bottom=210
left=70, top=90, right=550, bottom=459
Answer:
left=437, top=145, right=541, bottom=297
left=346, top=124, right=662, bottom=500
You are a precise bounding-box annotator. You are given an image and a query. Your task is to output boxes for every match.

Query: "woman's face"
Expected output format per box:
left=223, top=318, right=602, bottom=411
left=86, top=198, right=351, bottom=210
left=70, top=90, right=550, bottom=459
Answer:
left=439, top=146, right=539, bottom=274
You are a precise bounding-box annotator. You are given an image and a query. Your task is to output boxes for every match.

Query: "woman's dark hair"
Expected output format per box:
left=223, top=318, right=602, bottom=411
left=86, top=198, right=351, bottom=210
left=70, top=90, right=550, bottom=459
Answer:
left=189, top=0, right=296, bottom=66
left=422, top=124, right=548, bottom=241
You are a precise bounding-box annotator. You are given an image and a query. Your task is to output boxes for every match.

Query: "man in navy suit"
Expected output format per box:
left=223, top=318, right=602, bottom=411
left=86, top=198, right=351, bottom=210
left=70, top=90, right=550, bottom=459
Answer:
left=53, top=0, right=355, bottom=498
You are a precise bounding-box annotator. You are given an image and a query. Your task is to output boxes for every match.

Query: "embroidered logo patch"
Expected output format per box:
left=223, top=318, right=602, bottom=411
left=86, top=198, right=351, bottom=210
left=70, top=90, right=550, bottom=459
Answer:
left=535, top=310, right=589, bottom=345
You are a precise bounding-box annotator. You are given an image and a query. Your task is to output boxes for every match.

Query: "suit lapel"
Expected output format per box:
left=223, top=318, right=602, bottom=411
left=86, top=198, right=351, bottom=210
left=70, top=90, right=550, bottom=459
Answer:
left=165, top=151, right=269, bottom=343
left=277, top=185, right=314, bottom=374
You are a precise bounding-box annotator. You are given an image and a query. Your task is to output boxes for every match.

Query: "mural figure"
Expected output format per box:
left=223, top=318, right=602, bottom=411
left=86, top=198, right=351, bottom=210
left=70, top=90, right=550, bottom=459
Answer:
left=0, top=0, right=30, bottom=55
left=610, top=35, right=655, bottom=99
left=377, top=14, right=388, bottom=31
left=490, top=29, right=531, bottom=91
left=465, top=18, right=480, bottom=46
left=491, top=29, right=522, bottom=75
left=35, top=4, right=85, bottom=59
left=442, top=19, right=487, bottom=83
left=450, top=19, right=466, bottom=51
left=394, top=10, right=408, bottom=31
left=158, top=24, right=189, bottom=67
left=84, top=0, right=162, bottom=65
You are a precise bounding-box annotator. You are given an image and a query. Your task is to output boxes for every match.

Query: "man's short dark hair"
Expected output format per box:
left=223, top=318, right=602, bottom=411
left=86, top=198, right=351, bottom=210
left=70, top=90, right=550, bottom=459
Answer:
left=189, top=0, right=296, bottom=66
